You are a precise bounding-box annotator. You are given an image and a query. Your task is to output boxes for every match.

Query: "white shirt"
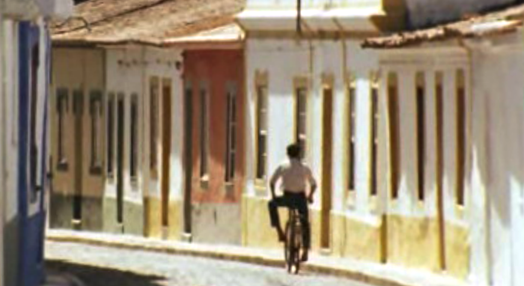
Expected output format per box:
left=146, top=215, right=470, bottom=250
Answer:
left=270, top=158, right=317, bottom=193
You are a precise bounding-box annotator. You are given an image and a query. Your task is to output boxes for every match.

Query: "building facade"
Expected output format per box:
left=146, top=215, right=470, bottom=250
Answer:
left=50, top=46, right=184, bottom=237
left=1, top=0, right=72, bottom=285
left=237, top=0, right=474, bottom=280
left=183, top=46, right=245, bottom=244
left=362, top=4, right=524, bottom=285
left=49, top=0, right=245, bottom=244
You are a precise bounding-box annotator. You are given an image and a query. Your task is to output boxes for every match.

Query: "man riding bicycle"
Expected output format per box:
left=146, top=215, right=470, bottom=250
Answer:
left=268, top=143, right=317, bottom=262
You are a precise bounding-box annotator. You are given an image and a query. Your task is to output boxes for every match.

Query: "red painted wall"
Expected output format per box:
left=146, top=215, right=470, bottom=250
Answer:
left=183, top=49, right=245, bottom=204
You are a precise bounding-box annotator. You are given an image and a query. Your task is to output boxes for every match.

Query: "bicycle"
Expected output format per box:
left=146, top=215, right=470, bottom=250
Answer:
left=284, top=207, right=304, bottom=274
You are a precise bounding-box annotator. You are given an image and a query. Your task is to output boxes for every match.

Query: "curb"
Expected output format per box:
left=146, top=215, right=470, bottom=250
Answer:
left=46, top=234, right=412, bottom=286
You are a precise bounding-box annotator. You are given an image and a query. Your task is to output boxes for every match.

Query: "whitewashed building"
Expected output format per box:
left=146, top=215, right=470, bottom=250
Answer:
left=237, top=0, right=408, bottom=260
left=1, top=0, right=72, bottom=286
left=235, top=0, right=509, bottom=281
left=363, top=3, right=524, bottom=285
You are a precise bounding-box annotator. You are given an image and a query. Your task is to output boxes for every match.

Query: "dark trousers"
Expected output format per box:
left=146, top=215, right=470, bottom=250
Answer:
left=268, top=192, right=310, bottom=249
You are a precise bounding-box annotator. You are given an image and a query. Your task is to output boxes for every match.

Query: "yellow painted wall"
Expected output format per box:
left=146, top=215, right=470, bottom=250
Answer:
left=144, top=196, right=183, bottom=240
left=331, top=213, right=382, bottom=262
left=168, top=200, right=183, bottom=240
left=445, top=222, right=470, bottom=279
left=387, top=215, right=441, bottom=271
left=144, top=197, right=162, bottom=238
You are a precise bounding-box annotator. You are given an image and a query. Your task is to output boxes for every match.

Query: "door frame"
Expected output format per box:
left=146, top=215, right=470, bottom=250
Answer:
left=72, top=89, right=84, bottom=228
left=161, top=79, right=172, bottom=232
left=116, top=94, right=125, bottom=227
left=320, top=77, right=334, bottom=250
left=182, top=81, right=194, bottom=239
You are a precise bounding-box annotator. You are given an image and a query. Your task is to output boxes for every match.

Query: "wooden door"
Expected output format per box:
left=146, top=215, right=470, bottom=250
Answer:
left=72, top=90, right=84, bottom=227
left=435, top=73, right=446, bottom=270
left=161, top=79, right=172, bottom=229
left=320, top=87, right=333, bottom=249
left=183, top=84, right=193, bottom=237
left=116, top=97, right=125, bottom=225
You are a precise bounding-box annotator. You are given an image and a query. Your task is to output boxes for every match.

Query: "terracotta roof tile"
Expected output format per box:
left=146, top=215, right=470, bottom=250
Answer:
left=51, top=0, right=245, bottom=46
left=362, top=3, right=524, bottom=49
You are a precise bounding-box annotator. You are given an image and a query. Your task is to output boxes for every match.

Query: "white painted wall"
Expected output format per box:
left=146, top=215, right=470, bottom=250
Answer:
left=105, top=46, right=183, bottom=204
left=468, top=33, right=524, bottom=286
left=0, top=18, right=19, bottom=286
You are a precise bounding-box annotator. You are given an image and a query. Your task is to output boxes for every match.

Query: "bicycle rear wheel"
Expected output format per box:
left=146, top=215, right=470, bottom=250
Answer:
left=284, top=221, right=297, bottom=273
left=293, top=221, right=303, bottom=274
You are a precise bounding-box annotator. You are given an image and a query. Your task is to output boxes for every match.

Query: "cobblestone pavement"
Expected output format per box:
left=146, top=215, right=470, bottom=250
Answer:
left=46, top=241, right=373, bottom=286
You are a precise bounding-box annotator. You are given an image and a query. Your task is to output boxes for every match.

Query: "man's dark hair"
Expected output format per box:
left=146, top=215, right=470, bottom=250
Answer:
left=287, top=143, right=301, bottom=159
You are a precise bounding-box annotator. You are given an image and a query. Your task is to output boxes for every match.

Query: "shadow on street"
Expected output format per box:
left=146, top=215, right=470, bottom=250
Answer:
left=46, top=259, right=168, bottom=286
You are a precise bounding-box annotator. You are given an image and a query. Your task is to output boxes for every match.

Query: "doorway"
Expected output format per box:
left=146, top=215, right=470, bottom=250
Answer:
left=183, top=83, right=193, bottom=239
left=435, top=73, right=446, bottom=270
left=72, top=90, right=84, bottom=228
left=320, top=86, right=333, bottom=250
left=161, top=79, right=172, bottom=233
left=116, top=96, right=125, bottom=227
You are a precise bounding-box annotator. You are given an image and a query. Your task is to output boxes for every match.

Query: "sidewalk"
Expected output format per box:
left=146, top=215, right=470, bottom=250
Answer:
left=43, top=271, right=84, bottom=286
left=46, top=229, right=466, bottom=286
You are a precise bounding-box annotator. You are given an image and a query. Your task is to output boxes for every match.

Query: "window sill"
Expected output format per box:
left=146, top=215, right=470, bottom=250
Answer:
left=369, top=194, right=378, bottom=213
left=346, top=190, right=356, bottom=207
left=89, top=165, right=103, bottom=176
left=57, top=160, right=69, bottom=172
left=200, top=177, right=209, bottom=190
left=224, top=182, right=235, bottom=197
left=150, top=169, right=158, bottom=180
left=130, top=176, right=139, bottom=187
left=455, top=204, right=465, bottom=219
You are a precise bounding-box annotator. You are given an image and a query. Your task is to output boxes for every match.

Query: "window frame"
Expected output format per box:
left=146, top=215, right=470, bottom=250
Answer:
left=225, top=82, right=238, bottom=184
left=416, top=71, right=426, bottom=202
left=89, top=90, right=104, bottom=175
left=255, top=72, right=269, bottom=183
left=199, top=81, right=210, bottom=182
left=56, top=87, right=69, bottom=172
left=347, top=75, right=357, bottom=194
left=456, top=69, right=467, bottom=207
left=369, top=73, right=380, bottom=198
left=294, top=77, right=309, bottom=158
left=130, top=94, right=139, bottom=181
left=150, top=76, right=160, bottom=178
left=387, top=72, right=401, bottom=200
left=106, top=92, right=115, bottom=177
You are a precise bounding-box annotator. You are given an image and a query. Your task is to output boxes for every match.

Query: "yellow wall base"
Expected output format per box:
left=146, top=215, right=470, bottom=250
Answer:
left=331, top=213, right=382, bottom=262
left=144, top=197, right=182, bottom=240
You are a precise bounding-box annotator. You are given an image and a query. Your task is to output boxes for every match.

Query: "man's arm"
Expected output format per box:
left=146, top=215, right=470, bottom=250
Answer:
left=306, top=168, right=317, bottom=203
left=269, top=166, right=282, bottom=199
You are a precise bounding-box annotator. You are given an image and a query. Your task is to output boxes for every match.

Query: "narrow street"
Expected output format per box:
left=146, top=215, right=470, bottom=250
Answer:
left=45, top=241, right=373, bottom=286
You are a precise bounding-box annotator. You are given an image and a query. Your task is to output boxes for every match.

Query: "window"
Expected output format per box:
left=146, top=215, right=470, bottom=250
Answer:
left=435, top=72, right=444, bottom=202
left=347, top=80, right=357, bottom=192
left=295, top=86, right=308, bottom=155
left=225, top=83, right=238, bottom=183
left=416, top=72, right=426, bottom=201
left=199, top=81, right=209, bottom=179
left=150, top=77, right=159, bottom=175
left=387, top=72, right=400, bottom=199
left=56, top=88, right=69, bottom=171
left=370, top=78, right=379, bottom=197
left=130, top=94, right=139, bottom=179
left=107, top=93, right=115, bottom=176
left=90, top=90, right=103, bottom=174
left=29, top=40, right=40, bottom=202
left=456, top=69, right=466, bottom=206
left=256, top=84, right=268, bottom=180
